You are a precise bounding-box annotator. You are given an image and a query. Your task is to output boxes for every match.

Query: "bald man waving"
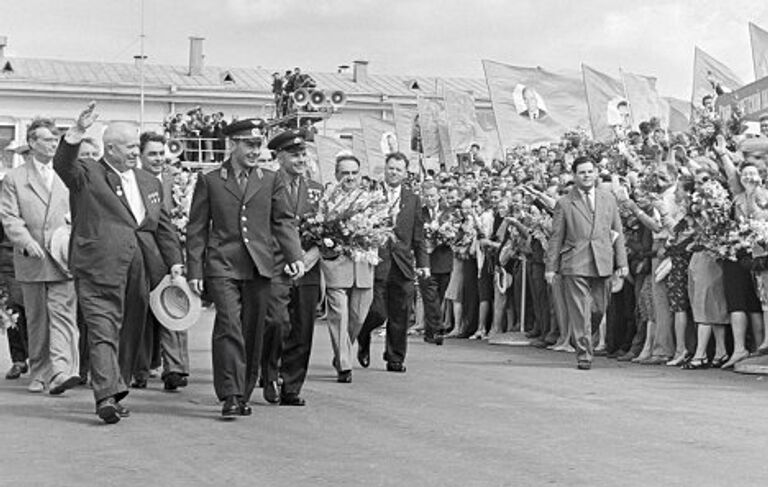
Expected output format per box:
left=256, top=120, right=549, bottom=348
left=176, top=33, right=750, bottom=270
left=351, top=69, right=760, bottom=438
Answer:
left=54, top=103, right=184, bottom=424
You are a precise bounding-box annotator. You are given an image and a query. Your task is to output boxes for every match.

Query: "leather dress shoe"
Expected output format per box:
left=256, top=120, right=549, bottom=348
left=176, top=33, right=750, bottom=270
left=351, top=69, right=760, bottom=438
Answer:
left=97, top=397, right=121, bottom=424
left=221, top=396, right=240, bottom=417
left=263, top=380, right=280, bottom=404
left=115, top=402, right=130, bottom=418
left=163, top=372, right=188, bottom=391
left=49, top=373, right=81, bottom=395
left=27, top=380, right=45, bottom=393
left=424, top=335, right=444, bottom=345
left=280, top=394, right=306, bottom=406
left=386, top=362, right=406, bottom=373
left=5, top=362, right=28, bottom=380
left=357, top=344, right=370, bottom=368
left=130, top=378, right=147, bottom=389
left=337, top=370, right=352, bottom=383
left=617, top=351, right=637, bottom=362
left=577, top=361, right=592, bottom=370
left=239, top=399, right=252, bottom=416
left=530, top=338, right=548, bottom=349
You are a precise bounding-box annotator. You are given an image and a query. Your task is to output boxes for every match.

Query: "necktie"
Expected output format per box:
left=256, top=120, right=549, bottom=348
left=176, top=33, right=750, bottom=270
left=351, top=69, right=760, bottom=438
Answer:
left=584, top=190, right=594, bottom=213
left=238, top=170, right=249, bottom=193
left=290, top=179, right=299, bottom=203
left=39, top=164, right=53, bottom=191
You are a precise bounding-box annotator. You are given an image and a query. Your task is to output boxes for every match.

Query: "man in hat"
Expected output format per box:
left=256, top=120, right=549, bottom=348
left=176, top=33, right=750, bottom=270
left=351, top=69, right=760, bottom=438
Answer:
left=186, top=119, right=305, bottom=417
left=260, top=130, right=323, bottom=405
left=0, top=118, right=80, bottom=395
left=53, top=102, right=184, bottom=423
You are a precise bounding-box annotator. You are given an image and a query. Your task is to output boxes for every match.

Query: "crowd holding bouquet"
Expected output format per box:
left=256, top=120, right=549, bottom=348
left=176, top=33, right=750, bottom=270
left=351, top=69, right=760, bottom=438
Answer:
left=169, top=166, right=198, bottom=244
left=299, top=185, right=395, bottom=265
left=424, top=212, right=461, bottom=252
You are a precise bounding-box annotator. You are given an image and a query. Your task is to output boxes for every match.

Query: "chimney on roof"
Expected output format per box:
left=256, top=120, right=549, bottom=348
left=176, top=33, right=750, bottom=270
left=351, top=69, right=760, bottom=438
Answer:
left=188, top=36, right=205, bottom=76
left=352, top=60, right=368, bottom=84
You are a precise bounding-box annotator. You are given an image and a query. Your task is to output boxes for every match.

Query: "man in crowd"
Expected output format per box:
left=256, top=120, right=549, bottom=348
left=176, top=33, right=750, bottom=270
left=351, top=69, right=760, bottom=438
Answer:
left=1, top=119, right=80, bottom=395
left=261, top=130, right=322, bottom=406
left=131, top=131, right=190, bottom=391
left=322, top=153, right=376, bottom=383
left=54, top=102, right=184, bottom=423
left=420, top=180, right=451, bottom=345
left=358, top=152, right=429, bottom=373
left=545, top=156, right=627, bottom=370
left=186, top=119, right=305, bottom=418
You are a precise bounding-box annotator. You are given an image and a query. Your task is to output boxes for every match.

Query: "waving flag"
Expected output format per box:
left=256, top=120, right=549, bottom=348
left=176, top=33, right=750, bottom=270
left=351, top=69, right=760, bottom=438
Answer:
left=750, top=22, right=768, bottom=80
left=621, top=70, right=666, bottom=129
left=582, top=64, right=628, bottom=141
left=482, top=59, right=588, bottom=147
left=314, top=135, right=352, bottom=184
left=691, top=47, right=744, bottom=115
left=360, top=116, right=398, bottom=179
left=391, top=103, right=417, bottom=159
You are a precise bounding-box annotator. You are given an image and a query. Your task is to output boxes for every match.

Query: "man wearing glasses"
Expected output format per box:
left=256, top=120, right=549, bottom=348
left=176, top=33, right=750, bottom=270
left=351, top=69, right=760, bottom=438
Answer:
left=186, top=119, right=305, bottom=418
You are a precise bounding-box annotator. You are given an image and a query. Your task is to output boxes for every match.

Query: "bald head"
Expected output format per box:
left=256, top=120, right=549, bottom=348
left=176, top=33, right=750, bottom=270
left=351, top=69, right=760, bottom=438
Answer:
left=103, top=122, right=140, bottom=172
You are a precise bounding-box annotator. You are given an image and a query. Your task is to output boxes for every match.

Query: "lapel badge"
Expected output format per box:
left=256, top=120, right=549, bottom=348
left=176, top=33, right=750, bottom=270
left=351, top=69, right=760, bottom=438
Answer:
left=116, top=186, right=124, bottom=198
left=148, top=191, right=160, bottom=204
left=220, top=167, right=228, bottom=180
left=256, top=168, right=263, bottom=180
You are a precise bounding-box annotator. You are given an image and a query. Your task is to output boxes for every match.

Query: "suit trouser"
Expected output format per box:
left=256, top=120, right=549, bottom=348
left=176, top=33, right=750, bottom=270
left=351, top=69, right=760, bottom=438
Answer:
left=326, top=286, right=374, bottom=372
left=6, top=304, right=28, bottom=364
left=562, top=275, right=609, bottom=362
left=359, top=265, right=414, bottom=364
left=207, top=275, right=270, bottom=402
left=549, top=275, right=569, bottom=343
left=606, top=280, right=636, bottom=353
left=76, top=307, right=89, bottom=377
left=134, top=312, right=190, bottom=380
left=262, top=279, right=321, bottom=396
left=650, top=256, right=674, bottom=358
left=78, top=249, right=148, bottom=403
left=418, top=272, right=450, bottom=338
left=528, top=262, right=550, bottom=336
left=20, top=280, right=78, bottom=385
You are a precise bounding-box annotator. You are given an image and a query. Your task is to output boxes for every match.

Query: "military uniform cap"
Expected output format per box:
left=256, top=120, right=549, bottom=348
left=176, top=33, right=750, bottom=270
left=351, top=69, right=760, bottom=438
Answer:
left=221, top=118, right=266, bottom=139
left=267, top=130, right=306, bottom=153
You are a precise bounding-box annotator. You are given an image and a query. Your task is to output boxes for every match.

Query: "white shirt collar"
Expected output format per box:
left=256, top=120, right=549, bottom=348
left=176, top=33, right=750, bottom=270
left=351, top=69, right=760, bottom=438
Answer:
left=31, top=156, right=52, bottom=172
left=105, top=161, right=135, bottom=182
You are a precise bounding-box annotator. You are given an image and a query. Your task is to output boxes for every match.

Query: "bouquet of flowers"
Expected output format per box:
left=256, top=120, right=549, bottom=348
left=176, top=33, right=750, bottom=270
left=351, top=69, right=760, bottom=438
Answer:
left=686, top=179, right=749, bottom=261
left=0, top=286, right=18, bottom=333
left=300, top=186, right=395, bottom=265
left=169, top=166, right=198, bottom=244
left=451, top=215, right=478, bottom=259
left=424, top=209, right=461, bottom=251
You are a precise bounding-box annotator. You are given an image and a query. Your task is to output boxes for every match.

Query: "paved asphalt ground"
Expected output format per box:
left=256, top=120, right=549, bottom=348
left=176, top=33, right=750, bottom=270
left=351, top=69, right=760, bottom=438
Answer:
left=1, top=309, right=768, bottom=487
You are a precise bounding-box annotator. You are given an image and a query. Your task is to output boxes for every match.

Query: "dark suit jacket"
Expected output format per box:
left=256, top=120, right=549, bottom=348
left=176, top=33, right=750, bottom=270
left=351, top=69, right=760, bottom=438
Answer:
left=185, top=160, right=302, bottom=281
left=422, top=205, right=453, bottom=274
left=271, top=170, right=323, bottom=287
left=158, top=167, right=174, bottom=213
left=53, top=140, right=183, bottom=289
left=545, top=187, right=628, bottom=278
left=374, top=186, right=428, bottom=281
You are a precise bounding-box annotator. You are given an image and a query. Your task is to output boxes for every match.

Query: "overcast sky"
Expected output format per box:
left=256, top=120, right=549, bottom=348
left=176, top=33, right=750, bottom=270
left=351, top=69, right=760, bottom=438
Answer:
left=2, top=0, right=767, bottom=99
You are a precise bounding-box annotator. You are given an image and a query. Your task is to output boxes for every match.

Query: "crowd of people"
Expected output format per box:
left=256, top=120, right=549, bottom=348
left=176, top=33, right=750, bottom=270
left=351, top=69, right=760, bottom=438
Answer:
left=2, top=92, right=768, bottom=424
left=272, top=67, right=317, bottom=118
left=163, top=107, right=229, bottom=162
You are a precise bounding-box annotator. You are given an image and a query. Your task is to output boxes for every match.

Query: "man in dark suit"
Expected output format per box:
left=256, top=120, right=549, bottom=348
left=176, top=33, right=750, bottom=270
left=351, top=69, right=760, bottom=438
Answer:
left=419, top=180, right=452, bottom=345
left=186, top=119, right=305, bottom=418
left=131, top=131, right=190, bottom=391
left=54, top=103, right=184, bottom=423
left=358, top=152, right=429, bottom=373
left=545, top=156, right=628, bottom=370
left=261, top=131, right=323, bottom=406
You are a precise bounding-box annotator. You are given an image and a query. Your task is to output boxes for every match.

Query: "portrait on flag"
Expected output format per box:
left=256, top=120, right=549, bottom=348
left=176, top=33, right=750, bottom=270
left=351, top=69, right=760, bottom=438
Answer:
left=513, top=84, right=548, bottom=120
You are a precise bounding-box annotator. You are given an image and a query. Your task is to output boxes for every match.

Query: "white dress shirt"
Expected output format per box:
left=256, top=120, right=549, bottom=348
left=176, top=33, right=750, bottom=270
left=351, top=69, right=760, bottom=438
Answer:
left=107, top=163, right=146, bottom=223
left=32, top=157, right=55, bottom=191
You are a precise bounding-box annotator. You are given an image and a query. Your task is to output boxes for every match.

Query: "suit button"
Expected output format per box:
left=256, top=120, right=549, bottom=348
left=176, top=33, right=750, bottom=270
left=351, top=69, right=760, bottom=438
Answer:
left=243, top=237, right=249, bottom=243
left=242, top=227, right=248, bottom=232
left=241, top=205, right=246, bottom=211
left=241, top=216, right=247, bottom=222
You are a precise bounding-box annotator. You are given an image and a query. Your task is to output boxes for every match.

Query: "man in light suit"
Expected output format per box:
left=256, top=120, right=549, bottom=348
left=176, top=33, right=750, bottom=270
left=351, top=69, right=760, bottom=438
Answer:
left=0, top=118, right=80, bottom=395
left=545, top=156, right=628, bottom=370
left=186, top=119, right=305, bottom=418
left=54, top=103, right=184, bottom=424
left=358, top=152, right=429, bottom=373
left=321, top=153, right=376, bottom=383
left=131, top=131, right=190, bottom=391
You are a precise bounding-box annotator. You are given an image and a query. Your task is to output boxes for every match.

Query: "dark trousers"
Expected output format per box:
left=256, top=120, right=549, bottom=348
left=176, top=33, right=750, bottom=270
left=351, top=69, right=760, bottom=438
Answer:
left=6, top=304, right=27, bottom=363
left=528, top=262, right=550, bottom=336
left=360, top=265, right=414, bottom=364
left=262, top=279, right=320, bottom=396
left=78, top=249, right=148, bottom=403
left=418, top=272, right=450, bottom=338
left=76, top=307, right=89, bottom=377
left=606, top=279, right=637, bottom=354
left=461, top=258, right=479, bottom=335
left=207, top=275, right=270, bottom=402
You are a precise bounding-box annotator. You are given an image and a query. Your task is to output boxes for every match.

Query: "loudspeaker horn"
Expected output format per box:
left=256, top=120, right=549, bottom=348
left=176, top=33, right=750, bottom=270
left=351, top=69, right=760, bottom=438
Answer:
left=329, top=90, right=347, bottom=108
left=166, top=139, right=184, bottom=159
left=309, top=90, right=327, bottom=109
left=292, top=88, right=310, bottom=107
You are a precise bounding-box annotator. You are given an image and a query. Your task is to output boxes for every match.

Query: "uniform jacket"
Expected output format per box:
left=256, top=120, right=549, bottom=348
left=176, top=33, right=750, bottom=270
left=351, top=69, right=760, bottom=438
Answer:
left=422, top=205, right=453, bottom=274
left=53, top=139, right=183, bottom=288
left=545, top=186, right=628, bottom=278
left=185, top=160, right=302, bottom=281
left=374, top=185, right=428, bottom=281
left=271, top=170, right=323, bottom=287
left=0, top=160, right=71, bottom=282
